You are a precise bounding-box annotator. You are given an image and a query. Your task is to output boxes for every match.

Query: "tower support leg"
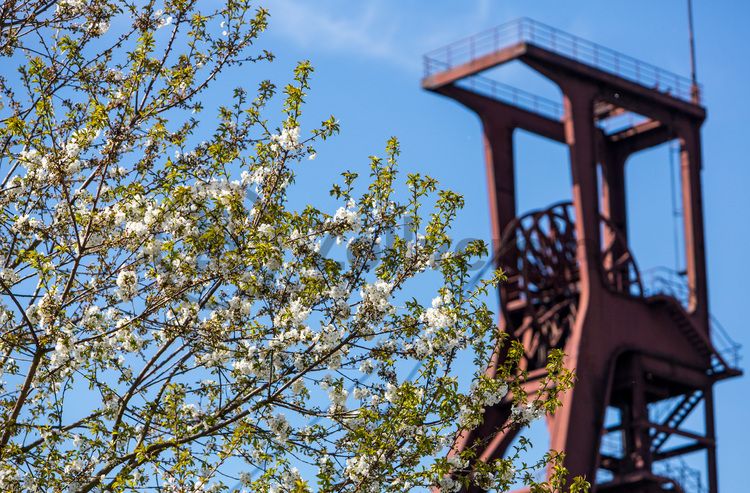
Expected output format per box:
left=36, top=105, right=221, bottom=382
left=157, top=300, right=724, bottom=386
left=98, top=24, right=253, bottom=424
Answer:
left=704, top=386, right=718, bottom=493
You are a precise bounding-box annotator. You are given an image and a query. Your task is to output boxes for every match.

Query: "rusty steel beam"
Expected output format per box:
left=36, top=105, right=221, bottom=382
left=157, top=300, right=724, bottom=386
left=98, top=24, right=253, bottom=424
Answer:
left=654, top=442, right=707, bottom=461
left=433, top=85, right=565, bottom=142
left=520, top=44, right=706, bottom=120
left=607, top=120, right=675, bottom=155
left=422, top=43, right=527, bottom=90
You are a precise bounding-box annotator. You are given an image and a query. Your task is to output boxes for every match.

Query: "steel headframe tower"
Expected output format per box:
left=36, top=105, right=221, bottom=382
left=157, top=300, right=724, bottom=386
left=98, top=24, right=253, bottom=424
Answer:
left=422, top=18, right=741, bottom=493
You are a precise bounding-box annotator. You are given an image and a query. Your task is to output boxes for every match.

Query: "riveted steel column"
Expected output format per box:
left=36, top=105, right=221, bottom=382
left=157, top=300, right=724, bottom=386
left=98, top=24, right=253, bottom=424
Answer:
left=676, top=119, right=709, bottom=327
left=481, top=118, right=517, bottom=259
left=547, top=81, right=604, bottom=484
left=564, top=85, right=602, bottom=293
left=704, top=386, right=719, bottom=493
left=599, top=142, right=628, bottom=241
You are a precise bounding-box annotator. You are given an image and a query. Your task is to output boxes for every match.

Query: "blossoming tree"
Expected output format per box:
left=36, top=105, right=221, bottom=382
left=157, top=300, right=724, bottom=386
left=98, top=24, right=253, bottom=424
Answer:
left=0, top=1, right=588, bottom=492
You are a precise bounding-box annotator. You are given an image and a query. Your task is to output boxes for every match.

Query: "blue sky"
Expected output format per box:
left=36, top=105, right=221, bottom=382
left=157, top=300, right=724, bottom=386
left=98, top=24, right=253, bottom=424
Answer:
left=244, top=0, right=749, bottom=489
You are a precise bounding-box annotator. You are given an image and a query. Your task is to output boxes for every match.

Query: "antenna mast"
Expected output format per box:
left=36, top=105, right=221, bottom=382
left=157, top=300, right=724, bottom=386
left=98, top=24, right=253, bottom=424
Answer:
left=688, top=0, right=700, bottom=103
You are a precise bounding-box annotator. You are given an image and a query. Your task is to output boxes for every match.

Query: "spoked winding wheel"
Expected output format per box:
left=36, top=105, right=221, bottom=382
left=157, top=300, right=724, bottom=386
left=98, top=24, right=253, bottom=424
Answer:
left=497, top=201, right=641, bottom=371
left=498, top=202, right=580, bottom=371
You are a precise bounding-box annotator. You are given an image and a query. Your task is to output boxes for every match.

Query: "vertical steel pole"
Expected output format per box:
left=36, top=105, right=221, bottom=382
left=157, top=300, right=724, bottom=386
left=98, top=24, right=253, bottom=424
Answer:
left=687, top=0, right=700, bottom=103
left=705, top=387, right=719, bottom=493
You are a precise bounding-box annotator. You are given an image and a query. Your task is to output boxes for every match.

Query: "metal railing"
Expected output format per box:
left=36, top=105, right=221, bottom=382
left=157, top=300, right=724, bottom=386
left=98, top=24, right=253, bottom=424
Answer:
left=642, top=266, right=742, bottom=371
left=423, top=17, right=700, bottom=103
left=654, top=459, right=707, bottom=493
left=710, top=315, right=742, bottom=371
left=453, top=72, right=564, bottom=121
left=642, top=266, right=691, bottom=304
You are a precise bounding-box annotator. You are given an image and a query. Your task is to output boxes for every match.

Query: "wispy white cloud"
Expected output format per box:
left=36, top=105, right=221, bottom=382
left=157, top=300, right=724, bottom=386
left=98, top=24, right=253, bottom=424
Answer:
left=264, top=1, right=517, bottom=75
left=266, top=0, right=416, bottom=71
left=475, top=0, right=492, bottom=21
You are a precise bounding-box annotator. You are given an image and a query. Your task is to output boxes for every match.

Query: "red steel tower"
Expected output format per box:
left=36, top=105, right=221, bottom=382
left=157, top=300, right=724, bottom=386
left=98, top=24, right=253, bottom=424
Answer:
left=423, top=19, right=741, bottom=493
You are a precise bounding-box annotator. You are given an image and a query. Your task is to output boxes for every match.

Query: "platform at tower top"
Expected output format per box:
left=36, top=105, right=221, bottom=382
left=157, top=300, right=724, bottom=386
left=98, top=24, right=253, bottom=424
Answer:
left=421, top=18, right=704, bottom=122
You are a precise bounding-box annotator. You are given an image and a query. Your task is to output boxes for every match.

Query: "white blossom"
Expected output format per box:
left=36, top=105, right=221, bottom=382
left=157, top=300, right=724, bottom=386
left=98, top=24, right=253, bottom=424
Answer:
left=0, top=268, right=19, bottom=285
left=359, top=279, right=393, bottom=316
left=511, top=402, right=545, bottom=424
left=358, top=358, right=375, bottom=374
left=116, top=270, right=138, bottom=301
left=345, top=454, right=375, bottom=482
left=267, top=413, right=291, bottom=443
left=328, top=385, right=348, bottom=413
left=89, top=19, right=109, bottom=35
left=332, top=204, right=361, bottom=233
left=270, top=126, right=301, bottom=152
left=56, top=0, right=86, bottom=14
left=421, top=293, right=455, bottom=329
left=438, top=476, right=462, bottom=493
left=154, top=9, right=173, bottom=29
